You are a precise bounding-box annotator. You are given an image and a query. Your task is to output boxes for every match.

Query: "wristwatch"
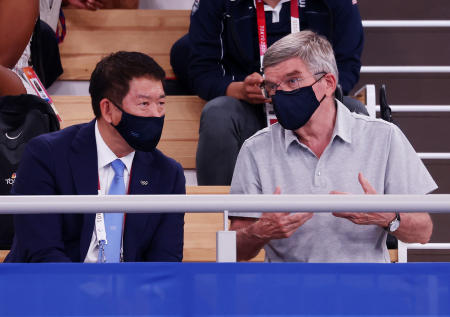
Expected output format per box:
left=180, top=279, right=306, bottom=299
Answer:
left=386, top=213, right=401, bottom=233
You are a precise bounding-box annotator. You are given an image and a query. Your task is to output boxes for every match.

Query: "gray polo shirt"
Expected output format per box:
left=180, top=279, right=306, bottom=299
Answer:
left=230, top=100, right=437, bottom=263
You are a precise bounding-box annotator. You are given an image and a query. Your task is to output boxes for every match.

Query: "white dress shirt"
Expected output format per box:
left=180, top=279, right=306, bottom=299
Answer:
left=253, top=0, right=290, bottom=23
left=84, top=121, right=135, bottom=263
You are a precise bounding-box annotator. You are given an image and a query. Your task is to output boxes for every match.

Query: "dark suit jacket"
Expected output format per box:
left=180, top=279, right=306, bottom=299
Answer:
left=5, top=120, right=185, bottom=263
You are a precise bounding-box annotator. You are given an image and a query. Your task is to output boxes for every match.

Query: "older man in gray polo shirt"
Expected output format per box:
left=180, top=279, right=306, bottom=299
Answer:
left=229, top=31, right=437, bottom=263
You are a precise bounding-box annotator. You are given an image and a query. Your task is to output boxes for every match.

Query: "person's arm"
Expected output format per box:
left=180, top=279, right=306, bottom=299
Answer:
left=188, top=0, right=237, bottom=100
left=144, top=163, right=185, bottom=262
left=100, top=0, right=138, bottom=9
left=12, top=136, right=72, bottom=262
left=62, top=0, right=104, bottom=10
left=328, top=0, right=364, bottom=94
left=332, top=173, right=433, bottom=244
left=0, top=0, right=39, bottom=68
left=0, top=66, right=26, bottom=96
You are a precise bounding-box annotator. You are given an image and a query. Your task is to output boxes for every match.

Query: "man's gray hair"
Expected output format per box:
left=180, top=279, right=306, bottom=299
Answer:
left=263, top=31, right=339, bottom=81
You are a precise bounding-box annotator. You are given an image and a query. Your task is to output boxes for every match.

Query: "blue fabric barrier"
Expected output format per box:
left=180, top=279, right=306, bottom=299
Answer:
left=0, top=263, right=449, bottom=316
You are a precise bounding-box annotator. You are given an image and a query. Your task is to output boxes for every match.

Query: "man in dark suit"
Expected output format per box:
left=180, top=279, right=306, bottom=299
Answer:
left=5, top=51, right=185, bottom=263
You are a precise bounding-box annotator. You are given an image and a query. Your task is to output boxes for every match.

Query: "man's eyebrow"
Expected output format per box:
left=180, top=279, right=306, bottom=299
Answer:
left=284, top=70, right=302, bottom=77
left=136, top=94, right=166, bottom=99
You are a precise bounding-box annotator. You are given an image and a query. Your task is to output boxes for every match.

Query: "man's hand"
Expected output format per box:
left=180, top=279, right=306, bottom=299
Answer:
left=331, top=173, right=396, bottom=227
left=231, top=187, right=313, bottom=261
left=226, top=72, right=271, bottom=104
left=256, top=187, right=313, bottom=239
left=63, top=0, right=104, bottom=10
left=255, top=187, right=313, bottom=239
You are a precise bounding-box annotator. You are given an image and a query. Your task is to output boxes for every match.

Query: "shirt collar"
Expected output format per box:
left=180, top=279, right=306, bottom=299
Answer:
left=95, top=120, right=135, bottom=172
left=252, top=0, right=290, bottom=11
left=332, top=99, right=353, bottom=144
left=252, top=0, right=290, bottom=22
left=283, top=99, right=353, bottom=151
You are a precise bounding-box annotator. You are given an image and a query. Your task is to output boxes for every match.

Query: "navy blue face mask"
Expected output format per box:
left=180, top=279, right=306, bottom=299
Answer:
left=111, top=103, right=164, bottom=152
left=271, top=78, right=326, bottom=130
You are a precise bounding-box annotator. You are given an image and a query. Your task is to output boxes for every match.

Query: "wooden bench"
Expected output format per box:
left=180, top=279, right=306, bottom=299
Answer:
left=59, top=9, right=190, bottom=80
left=52, top=95, right=205, bottom=169
left=185, top=186, right=265, bottom=262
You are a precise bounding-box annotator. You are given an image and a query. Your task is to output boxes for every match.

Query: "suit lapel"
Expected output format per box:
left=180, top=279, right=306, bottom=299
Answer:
left=129, top=151, right=157, bottom=195
left=123, top=151, right=158, bottom=261
left=68, top=119, right=98, bottom=259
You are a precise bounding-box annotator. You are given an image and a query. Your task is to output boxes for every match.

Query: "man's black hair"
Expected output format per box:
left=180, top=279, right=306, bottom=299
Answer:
left=89, top=51, right=166, bottom=118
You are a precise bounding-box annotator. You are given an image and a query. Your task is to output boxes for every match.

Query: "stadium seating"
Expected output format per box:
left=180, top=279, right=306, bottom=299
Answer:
left=52, top=95, right=204, bottom=169
left=358, top=0, right=450, bottom=260
left=4, top=6, right=437, bottom=264
left=59, top=9, right=189, bottom=80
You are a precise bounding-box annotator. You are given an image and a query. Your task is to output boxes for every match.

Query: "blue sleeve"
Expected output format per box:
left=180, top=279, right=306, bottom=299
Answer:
left=145, top=163, right=185, bottom=262
left=12, top=136, right=72, bottom=262
left=188, top=0, right=234, bottom=100
left=328, top=0, right=364, bottom=94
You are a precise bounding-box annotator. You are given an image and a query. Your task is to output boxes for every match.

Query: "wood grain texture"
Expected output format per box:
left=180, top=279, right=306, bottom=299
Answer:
left=51, top=95, right=205, bottom=169
left=183, top=186, right=265, bottom=262
left=59, top=10, right=190, bottom=80
left=0, top=250, right=8, bottom=263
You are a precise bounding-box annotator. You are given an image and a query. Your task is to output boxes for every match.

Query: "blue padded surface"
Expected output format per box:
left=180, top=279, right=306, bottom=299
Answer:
left=0, top=262, right=449, bottom=316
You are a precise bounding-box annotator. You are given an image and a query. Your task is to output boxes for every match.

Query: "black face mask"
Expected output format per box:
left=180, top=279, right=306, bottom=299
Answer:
left=111, top=104, right=164, bottom=152
left=271, top=77, right=326, bottom=130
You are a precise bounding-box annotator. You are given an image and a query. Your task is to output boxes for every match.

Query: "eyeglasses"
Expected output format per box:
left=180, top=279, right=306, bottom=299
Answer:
left=260, top=72, right=326, bottom=98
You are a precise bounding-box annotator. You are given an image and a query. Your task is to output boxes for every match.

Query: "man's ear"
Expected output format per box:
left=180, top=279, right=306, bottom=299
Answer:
left=99, top=98, right=114, bottom=124
left=324, top=73, right=337, bottom=97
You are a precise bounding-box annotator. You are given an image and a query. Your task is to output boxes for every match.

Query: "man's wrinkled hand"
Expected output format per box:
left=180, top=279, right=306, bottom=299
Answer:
left=331, top=173, right=395, bottom=227
left=254, top=187, right=313, bottom=240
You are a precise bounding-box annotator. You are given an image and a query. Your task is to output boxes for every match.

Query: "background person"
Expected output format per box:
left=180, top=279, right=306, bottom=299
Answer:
left=171, top=0, right=367, bottom=185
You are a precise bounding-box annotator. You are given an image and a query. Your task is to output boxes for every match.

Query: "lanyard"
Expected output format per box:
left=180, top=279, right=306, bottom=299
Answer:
left=96, top=165, right=132, bottom=263
left=255, top=0, right=300, bottom=71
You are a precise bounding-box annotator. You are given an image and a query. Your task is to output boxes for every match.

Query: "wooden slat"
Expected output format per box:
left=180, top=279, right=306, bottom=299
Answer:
left=186, top=186, right=230, bottom=195
left=183, top=212, right=265, bottom=262
left=59, top=10, right=190, bottom=80
left=353, top=86, right=367, bottom=105
left=389, top=249, right=398, bottom=263
left=0, top=250, right=8, bottom=263
left=184, top=186, right=264, bottom=262
left=51, top=95, right=205, bottom=169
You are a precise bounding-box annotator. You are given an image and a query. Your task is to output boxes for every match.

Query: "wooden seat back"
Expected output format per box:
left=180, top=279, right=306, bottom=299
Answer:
left=59, top=9, right=190, bottom=80
left=51, top=95, right=205, bottom=169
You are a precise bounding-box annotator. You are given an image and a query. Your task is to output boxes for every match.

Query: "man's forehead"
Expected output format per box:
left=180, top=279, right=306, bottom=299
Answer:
left=127, top=78, right=164, bottom=94
left=264, top=57, right=309, bottom=79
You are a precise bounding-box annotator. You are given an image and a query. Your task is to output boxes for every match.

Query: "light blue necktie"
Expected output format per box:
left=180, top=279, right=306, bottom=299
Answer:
left=103, top=159, right=125, bottom=263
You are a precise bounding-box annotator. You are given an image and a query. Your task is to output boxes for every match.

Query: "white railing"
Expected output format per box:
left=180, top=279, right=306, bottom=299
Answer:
left=398, top=241, right=450, bottom=263
left=3, top=194, right=450, bottom=262
left=376, top=105, right=450, bottom=112
left=361, top=66, right=450, bottom=73
left=363, top=20, right=450, bottom=28
left=0, top=194, right=450, bottom=214
left=418, top=153, right=450, bottom=160
left=356, top=86, right=450, bottom=161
